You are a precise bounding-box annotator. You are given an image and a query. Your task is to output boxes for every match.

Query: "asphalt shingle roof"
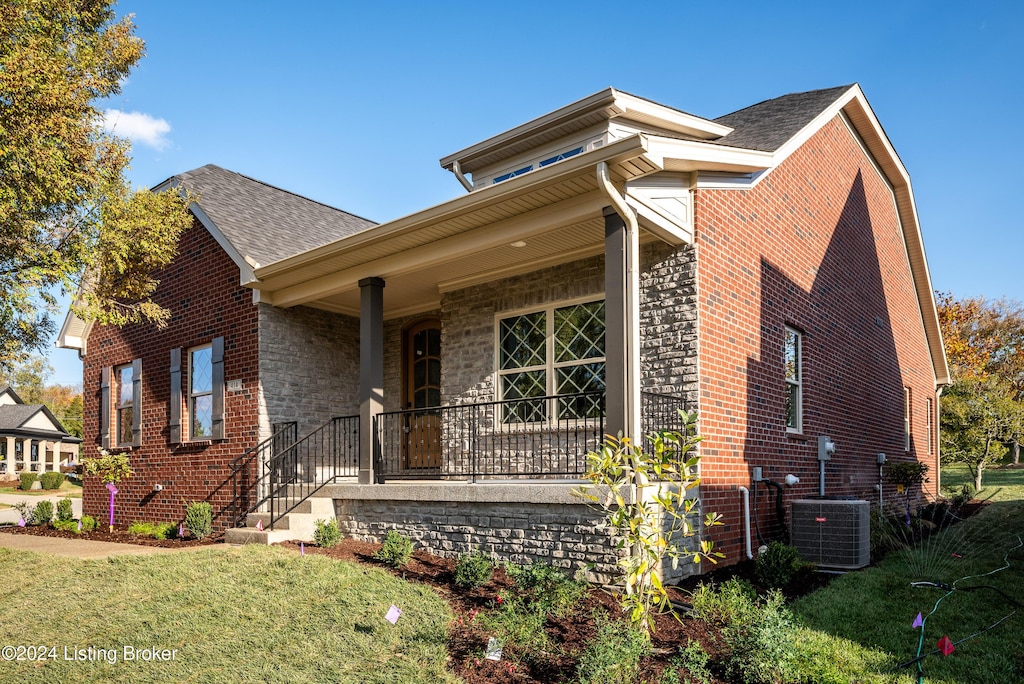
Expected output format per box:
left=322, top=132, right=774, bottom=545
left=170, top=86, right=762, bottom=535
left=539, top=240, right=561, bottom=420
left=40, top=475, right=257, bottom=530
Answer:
left=170, top=165, right=377, bottom=268
left=712, top=85, right=854, bottom=152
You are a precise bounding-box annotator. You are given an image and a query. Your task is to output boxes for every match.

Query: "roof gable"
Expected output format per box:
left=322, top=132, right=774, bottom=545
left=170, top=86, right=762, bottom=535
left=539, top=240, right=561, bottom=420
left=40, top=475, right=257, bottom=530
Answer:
left=162, top=164, right=378, bottom=271
left=711, top=85, right=855, bottom=152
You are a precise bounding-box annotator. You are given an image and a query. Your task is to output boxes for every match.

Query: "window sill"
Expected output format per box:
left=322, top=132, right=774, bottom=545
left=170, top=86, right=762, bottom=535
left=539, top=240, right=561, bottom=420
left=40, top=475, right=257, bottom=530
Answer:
left=109, top=446, right=134, bottom=453
left=786, top=431, right=808, bottom=442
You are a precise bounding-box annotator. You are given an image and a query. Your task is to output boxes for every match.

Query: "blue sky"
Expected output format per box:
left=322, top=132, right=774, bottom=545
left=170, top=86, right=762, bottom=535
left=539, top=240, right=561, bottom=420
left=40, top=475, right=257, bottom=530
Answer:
left=47, top=0, right=1024, bottom=385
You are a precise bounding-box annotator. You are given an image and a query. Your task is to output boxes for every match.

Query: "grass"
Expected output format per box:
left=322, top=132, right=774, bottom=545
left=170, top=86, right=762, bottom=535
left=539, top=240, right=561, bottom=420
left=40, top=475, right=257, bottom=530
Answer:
left=0, top=479, right=83, bottom=498
left=0, top=545, right=458, bottom=684
left=788, top=464, right=1024, bottom=683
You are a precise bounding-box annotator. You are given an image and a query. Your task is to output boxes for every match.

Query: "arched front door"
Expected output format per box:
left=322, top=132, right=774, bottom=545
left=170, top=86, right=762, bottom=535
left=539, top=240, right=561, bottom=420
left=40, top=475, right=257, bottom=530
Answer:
left=403, top=319, right=441, bottom=470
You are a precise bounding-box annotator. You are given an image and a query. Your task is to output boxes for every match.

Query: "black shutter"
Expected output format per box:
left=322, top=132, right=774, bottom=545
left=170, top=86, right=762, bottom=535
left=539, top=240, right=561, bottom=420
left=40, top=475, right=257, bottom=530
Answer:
left=211, top=336, right=225, bottom=440
left=131, top=358, right=143, bottom=447
left=169, top=348, right=182, bottom=443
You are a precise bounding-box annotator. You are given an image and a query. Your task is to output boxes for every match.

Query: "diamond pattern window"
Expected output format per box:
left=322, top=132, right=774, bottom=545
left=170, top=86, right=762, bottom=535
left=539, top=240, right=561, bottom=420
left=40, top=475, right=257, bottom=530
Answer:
left=497, top=300, right=605, bottom=422
left=116, top=364, right=134, bottom=446
left=190, top=345, right=213, bottom=439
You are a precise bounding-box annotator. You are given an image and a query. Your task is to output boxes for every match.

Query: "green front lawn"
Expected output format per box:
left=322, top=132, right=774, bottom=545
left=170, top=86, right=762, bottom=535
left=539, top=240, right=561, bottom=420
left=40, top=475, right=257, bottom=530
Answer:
left=0, top=545, right=458, bottom=684
left=789, top=466, right=1024, bottom=683
left=0, top=479, right=82, bottom=498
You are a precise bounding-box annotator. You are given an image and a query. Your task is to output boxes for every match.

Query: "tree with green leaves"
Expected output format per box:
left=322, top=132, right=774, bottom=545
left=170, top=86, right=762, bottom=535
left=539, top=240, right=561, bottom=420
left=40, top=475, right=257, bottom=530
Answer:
left=0, top=0, right=193, bottom=373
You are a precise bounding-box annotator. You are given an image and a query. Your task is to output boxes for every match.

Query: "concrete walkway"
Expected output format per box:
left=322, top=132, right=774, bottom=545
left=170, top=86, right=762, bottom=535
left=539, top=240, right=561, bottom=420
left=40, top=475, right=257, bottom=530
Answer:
left=0, top=532, right=221, bottom=559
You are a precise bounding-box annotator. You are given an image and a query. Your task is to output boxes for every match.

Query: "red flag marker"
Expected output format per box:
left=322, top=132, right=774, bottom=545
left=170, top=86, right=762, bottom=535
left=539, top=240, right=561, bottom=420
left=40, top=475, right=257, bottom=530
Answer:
left=937, top=636, right=955, bottom=656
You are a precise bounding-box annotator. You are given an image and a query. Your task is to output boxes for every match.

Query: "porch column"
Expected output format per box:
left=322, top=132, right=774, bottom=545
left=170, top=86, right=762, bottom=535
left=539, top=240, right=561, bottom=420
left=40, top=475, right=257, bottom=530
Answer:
left=4, top=436, right=14, bottom=475
left=359, top=276, right=385, bottom=484
left=21, top=438, right=32, bottom=473
left=603, top=206, right=642, bottom=445
left=51, top=441, right=62, bottom=472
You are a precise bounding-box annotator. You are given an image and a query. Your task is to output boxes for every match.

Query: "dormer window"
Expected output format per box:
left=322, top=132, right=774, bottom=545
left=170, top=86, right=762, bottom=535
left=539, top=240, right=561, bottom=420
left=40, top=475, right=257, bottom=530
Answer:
left=493, top=165, right=533, bottom=184
left=539, top=146, right=583, bottom=167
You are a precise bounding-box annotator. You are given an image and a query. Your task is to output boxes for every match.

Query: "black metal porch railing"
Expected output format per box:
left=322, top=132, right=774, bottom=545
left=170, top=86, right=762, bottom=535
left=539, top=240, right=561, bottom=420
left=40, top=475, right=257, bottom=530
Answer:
left=374, top=390, right=605, bottom=482
left=230, top=415, right=359, bottom=529
left=230, top=421, right=297, bottom=528
left=373, top=390, right=689, bottom=482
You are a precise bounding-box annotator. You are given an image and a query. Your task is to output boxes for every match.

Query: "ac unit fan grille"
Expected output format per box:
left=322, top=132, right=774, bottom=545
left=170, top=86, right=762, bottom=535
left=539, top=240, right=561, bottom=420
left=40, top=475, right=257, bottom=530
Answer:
left=790, top=499, right=870, bottom=570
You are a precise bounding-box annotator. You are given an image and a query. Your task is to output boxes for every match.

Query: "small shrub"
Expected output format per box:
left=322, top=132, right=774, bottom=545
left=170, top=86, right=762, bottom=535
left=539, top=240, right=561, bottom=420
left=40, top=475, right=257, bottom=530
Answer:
left=19, top=473, right=36, bottom=491
left=575, top=613, right=648, bottom=684
left=52, top=520, right=80, bottom=533
left=56, top=497, right=74, bottom=522
left=31, top=500, right=54, bottom=525
left=478, top=594, right=549, bottom=656
left=80, top=515, right=97, bottom=532
left=755, top=541, right=809, bottom=589
left=689, top=577, right=758, bottom=625
left=39, top=472, right=65, bottom=490
left=13, top=501, right=32, bottom=521
left=374, top=529, right=413, bottom=568
left=661, top=640, right=713, bottom=684
left=184, top=501, right=213, bottom=539
left=722, top=590, right=798, bottom=684
left=128, top=521, right=176, bottom=539
left=505, top=561, right=587, bottom=615
left=454, top=549, right=494, bottom=589
left=313, top=518, right=342, bottom=548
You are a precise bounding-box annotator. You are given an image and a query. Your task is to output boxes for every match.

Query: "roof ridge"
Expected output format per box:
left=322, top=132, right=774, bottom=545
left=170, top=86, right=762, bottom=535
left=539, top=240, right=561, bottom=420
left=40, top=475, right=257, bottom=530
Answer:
left=714, top=84, right=855, bottom=122
left=183, top=164, right=378, bottom=226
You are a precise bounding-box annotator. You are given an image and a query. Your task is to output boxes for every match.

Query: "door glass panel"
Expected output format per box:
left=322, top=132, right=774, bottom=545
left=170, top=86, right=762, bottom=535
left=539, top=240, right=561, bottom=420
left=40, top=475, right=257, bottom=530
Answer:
left=427, top=328, right=440, bottom=357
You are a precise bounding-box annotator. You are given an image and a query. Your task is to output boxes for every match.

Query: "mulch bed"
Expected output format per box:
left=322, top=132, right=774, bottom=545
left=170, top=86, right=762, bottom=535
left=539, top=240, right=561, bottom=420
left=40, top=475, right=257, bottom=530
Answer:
left=0, top=523, right=222, bottom=547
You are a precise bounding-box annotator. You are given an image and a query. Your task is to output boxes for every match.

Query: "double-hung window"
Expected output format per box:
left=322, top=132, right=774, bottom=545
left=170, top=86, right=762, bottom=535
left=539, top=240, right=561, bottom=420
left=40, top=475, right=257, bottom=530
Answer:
left=497, top=299, right=605, bottom=422
left=784, top=326, right=802, bottom=433
left=115, top=364, right=134, bottom=446
left=904, top=387, right=912, bottom=451
left=189, top=344, right=213, bottom=439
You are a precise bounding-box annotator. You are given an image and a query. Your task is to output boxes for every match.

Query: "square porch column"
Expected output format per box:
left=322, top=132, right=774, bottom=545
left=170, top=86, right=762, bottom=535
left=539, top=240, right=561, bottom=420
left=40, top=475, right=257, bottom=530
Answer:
left=359, top=277, right=385, bottom=484
left=603, top=206, right=641, bottom=445
left=50, top=441, right=62, bottom=472
left=4, top=436, right=14, bottom=475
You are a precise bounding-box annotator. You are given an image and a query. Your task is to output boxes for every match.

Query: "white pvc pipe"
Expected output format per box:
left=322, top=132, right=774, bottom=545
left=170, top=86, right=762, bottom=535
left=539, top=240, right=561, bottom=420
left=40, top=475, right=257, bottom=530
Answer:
left=738, top=486, right=753, bottom=560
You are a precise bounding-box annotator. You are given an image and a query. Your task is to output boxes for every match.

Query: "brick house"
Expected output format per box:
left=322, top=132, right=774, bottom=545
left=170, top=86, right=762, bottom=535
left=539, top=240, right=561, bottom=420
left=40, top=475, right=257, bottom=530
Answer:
left=59, top=84, right=947, bottom=578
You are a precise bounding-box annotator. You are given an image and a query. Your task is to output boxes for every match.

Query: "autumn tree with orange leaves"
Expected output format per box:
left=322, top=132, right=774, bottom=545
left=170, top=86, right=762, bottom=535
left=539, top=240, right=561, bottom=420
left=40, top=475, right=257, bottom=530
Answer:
left=936, top=292, right=1024, bottom=489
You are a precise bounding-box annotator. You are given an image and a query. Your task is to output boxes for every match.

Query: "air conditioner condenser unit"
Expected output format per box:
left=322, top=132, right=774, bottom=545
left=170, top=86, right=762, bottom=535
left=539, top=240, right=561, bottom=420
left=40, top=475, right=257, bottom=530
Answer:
left=790, top=499, right=870, bottom=570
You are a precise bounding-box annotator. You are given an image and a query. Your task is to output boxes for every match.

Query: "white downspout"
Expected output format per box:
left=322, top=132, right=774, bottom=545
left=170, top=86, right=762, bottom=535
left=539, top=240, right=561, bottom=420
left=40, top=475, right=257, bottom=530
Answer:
left=738, top=486, right=754, bottom=560
left=451, top=161, right=474, bottom=192
left=596, top=161, right=641, bottom=445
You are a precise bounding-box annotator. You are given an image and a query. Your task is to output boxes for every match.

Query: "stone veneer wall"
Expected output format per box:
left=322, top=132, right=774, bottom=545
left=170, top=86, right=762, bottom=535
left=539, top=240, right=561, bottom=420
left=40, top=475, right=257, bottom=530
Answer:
left=331, top=486, right=702, bottom=585
left=257, top=303, right=360, bottom=438
left=440, top=244, right=698, bottom=405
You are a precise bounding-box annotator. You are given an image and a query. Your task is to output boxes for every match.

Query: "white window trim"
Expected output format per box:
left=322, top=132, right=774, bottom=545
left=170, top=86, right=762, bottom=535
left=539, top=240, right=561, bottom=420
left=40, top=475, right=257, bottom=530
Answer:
left=189, top=343, right=213, bottom=441
left=494, top=295, right=606, bottom=423
left=785, top=326, right=802, bottom=434
left=904, top=387, right=912, bottom=452
left=925, top=397, right=933, bottom=455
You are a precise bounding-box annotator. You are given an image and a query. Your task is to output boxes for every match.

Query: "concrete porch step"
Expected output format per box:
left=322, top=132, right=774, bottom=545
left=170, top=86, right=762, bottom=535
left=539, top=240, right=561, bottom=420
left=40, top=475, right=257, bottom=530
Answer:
left=224, top=495, right=336, bottom=546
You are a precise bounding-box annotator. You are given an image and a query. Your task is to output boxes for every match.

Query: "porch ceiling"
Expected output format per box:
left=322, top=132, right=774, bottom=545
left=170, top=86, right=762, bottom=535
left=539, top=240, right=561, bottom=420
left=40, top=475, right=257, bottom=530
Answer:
left=251, top=131, right=772, bottom=317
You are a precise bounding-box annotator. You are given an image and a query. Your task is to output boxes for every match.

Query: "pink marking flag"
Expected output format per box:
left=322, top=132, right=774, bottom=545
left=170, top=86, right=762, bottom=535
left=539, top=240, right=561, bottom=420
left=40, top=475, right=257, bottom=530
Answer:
left=77, top=520, right=82, bottom=532
left=106, top=482, right=118, bottom=530
left=937, top=636, right=955, bottom=656
left=912, top=612, right=923, bottom=629
left=300, top=542, right=305, bottom=556
left=17, top=518, right=25, bottom=527
left=385, top=605, right=401, bottom=624
left=179, top=523, right=184, bottom=538
left=256, top=519, right=264, bottom=531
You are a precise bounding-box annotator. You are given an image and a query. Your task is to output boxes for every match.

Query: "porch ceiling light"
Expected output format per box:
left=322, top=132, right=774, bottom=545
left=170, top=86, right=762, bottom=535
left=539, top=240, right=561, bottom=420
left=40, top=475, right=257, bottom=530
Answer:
left=509, top=241, right=527, bottom=248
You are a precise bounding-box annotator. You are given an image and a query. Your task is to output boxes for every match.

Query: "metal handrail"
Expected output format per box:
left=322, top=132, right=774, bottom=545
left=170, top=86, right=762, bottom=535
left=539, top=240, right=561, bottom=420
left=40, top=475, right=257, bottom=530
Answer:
left=230, top=422, right=297, bottom=528
left=266, top=415, right=359, bottom=529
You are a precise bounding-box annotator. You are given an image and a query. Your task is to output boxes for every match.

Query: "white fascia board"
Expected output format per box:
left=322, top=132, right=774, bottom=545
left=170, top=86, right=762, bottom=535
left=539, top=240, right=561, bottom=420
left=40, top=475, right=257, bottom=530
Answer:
left=612, top=91, right=733, bottom=139
left=440, top=89, right=619, bottom=171
left=256, top=135, right=658, bottom=282
left=645, top=136, right=774, bottom=173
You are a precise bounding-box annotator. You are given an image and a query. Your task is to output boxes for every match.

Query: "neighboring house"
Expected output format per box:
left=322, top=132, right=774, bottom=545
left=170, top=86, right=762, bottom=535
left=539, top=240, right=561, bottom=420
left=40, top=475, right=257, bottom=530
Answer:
left=59, top=84, right=948, bottom=579
left=0, top=385, right=82, bottom=477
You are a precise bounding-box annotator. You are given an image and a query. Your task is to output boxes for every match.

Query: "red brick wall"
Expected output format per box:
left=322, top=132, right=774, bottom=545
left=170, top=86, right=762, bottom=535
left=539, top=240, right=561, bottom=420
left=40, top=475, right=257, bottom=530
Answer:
left=695, top=116, right=939, bottom=564
left=82, top=218, right=260, bottom=530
